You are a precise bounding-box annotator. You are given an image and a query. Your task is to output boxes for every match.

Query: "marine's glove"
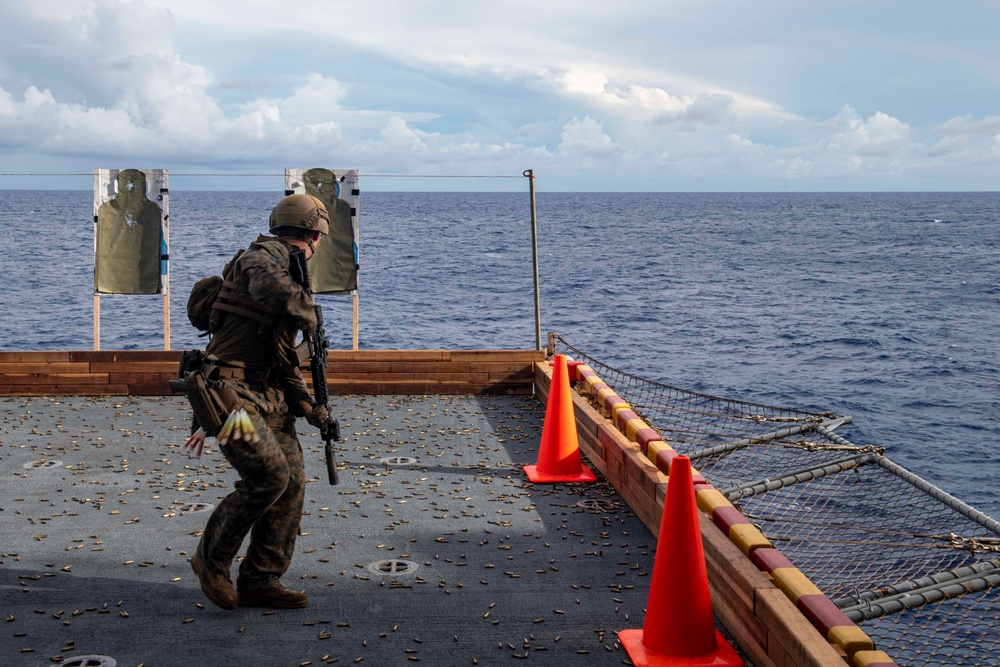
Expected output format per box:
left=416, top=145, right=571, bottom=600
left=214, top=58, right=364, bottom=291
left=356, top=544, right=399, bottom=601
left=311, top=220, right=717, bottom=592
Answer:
left=301, top=401, right=331, bottom=431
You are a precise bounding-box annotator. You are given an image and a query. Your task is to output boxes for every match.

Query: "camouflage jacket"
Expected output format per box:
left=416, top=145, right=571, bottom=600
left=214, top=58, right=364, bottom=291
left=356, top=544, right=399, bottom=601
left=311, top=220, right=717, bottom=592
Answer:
left=205, top=235, right=317, bottom=408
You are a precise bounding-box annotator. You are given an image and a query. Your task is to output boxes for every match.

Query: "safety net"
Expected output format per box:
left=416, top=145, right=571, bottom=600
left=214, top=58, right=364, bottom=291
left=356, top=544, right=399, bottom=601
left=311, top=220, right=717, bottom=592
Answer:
left=553, top=333, right=1000, bottom=667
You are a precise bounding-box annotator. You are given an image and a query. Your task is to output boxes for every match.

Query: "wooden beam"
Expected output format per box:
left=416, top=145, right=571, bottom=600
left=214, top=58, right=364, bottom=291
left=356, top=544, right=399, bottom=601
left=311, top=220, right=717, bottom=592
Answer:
left=0, top=350, right=541, bottom=396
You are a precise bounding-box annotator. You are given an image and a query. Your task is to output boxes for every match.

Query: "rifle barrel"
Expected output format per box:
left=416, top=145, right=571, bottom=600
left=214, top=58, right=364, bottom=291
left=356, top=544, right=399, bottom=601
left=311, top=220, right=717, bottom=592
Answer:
left=290, top=248, right=340, bottom=485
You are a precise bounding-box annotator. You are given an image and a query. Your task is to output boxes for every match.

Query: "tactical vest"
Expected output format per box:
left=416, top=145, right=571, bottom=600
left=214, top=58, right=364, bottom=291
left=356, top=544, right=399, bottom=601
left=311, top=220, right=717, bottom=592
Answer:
left=186, top=244, right=283, bottom=335
left=209, top=246, right=280, bottom=333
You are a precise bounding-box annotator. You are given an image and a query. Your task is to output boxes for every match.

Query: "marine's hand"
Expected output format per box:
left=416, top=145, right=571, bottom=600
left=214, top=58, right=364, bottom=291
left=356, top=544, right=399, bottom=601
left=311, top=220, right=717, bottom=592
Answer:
left=303, top=402, right=331, bottom=430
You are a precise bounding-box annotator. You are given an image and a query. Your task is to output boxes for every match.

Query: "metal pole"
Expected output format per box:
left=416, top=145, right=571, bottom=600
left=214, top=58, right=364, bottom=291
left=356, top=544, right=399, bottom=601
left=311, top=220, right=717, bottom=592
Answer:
left=162, top=206, right=171, bottom=351
left=877, top=456, right=1000, bottom=535
left=687, top=416, right=852, bottom=461
left=687, top=421, right=818, bottom=461
left=841, top=564, right=1000, bottom=622
left=93, top=168, right=101, bottom=351
left=93, top=294, right=100, bottom=351
left=524, top=169, right=542, bottom=351
left=834, top=560, right=1000, bottom=609
left=720, top=451, right=880, bottom=500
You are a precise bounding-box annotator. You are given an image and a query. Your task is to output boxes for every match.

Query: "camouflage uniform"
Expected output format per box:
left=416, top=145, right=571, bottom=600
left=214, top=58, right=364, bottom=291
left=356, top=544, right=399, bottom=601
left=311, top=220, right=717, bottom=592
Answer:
left=195, top=235, right=317, bottom=592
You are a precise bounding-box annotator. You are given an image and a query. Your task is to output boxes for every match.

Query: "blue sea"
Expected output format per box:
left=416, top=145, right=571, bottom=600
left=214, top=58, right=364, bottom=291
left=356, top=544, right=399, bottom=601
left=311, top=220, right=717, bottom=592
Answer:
left=1, top=190, right=997, bottom=518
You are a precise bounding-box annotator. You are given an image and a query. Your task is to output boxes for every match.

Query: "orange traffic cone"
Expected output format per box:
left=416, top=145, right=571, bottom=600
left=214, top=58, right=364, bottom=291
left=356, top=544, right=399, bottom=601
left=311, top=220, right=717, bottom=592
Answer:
left=523, top=354, right=597, bottom=484
left=618, top=456, right=743, bottom=666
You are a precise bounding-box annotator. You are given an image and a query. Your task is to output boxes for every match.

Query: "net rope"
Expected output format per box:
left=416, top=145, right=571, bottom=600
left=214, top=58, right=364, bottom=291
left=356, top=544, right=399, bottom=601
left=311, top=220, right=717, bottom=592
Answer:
left=553, top=333, right=1000, bottom=667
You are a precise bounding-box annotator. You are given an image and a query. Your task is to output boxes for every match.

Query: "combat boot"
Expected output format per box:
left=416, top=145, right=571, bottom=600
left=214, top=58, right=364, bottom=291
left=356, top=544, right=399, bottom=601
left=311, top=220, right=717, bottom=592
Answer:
left=190, top=551, right=237, bottom=610
left=237, top=579, right=309, bottom=609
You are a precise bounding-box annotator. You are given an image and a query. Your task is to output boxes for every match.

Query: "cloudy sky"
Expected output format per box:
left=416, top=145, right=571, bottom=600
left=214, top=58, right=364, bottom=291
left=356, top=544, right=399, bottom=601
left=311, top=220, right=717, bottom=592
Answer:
left=1, top=0, right=998, bottom=191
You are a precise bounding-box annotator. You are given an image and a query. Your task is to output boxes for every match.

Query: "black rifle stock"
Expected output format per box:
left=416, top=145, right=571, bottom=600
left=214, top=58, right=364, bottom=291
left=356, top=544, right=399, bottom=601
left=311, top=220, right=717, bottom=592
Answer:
left=289, top=248, right=341, bottom=485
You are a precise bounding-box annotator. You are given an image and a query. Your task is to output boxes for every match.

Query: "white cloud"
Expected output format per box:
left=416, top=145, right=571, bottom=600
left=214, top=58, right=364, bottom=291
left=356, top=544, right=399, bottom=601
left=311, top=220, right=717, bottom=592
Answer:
left=557, top=70, right=610, bottom=97
left=0, top=3, right=355, bottom=164
left=651, top=93, right=737, bottom=127
left=0, top=87, right=14, bottom=117
left=669, top=106, right=920, bottom=183
left=274, top=74, right=347, bottom=127
left=934, top=114, right=1000, bottom=137
left=545, top=63, right=789, bottom=132
left=0, top=0, right=998, bottom=189
left=558, top=117, right=617, bottom=159
left=379, top=116, right=424, bottom=150
left=827, top=107, right=914, bottom=157
left=923, top=114, right=1000, bottom=164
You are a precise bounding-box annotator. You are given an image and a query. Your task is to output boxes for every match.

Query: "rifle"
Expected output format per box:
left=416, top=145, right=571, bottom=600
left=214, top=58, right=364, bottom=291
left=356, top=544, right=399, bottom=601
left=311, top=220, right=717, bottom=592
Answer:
left=289, top=248, right=341, bottom=485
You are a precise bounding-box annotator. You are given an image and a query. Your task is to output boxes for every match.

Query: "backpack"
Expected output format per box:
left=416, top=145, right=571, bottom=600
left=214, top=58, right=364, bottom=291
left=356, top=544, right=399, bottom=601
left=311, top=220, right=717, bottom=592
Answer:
left=186, top=249, right=245, bottom=333
left=186, top=274, right=224, bottom=332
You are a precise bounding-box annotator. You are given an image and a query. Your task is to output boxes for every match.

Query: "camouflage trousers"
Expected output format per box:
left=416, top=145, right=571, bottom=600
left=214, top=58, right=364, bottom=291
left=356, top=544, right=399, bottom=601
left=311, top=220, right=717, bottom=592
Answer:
left=196, top=396, right=305, bottom=590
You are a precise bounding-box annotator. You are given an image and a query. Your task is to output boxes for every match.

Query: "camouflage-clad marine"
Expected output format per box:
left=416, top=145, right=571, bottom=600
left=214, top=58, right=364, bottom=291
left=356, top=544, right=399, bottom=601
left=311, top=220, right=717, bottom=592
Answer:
left=188, top=194, right=332, bottom=610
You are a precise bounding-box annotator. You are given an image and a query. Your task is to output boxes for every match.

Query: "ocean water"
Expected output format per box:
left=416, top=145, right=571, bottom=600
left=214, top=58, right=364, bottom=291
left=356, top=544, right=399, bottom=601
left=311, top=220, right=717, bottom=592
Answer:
left=1, top=189, right=997, bottom=517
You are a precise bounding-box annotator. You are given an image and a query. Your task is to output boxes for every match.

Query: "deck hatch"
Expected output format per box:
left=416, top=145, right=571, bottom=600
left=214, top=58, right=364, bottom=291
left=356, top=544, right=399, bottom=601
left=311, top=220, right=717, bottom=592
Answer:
left=366, top=559, right=419, bottom=576
left=61, top=656, right=117, bottom=667
left=173, top=501, right=215, bottom=514
left=22, top=459, right=63, bottom=469
left=380, top=456, right=417, bottom=467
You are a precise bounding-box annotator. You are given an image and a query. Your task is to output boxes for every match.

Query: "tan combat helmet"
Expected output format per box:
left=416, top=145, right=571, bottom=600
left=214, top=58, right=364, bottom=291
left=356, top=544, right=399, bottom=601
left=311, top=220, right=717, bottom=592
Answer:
left=269, top=194, right=330, bottom=236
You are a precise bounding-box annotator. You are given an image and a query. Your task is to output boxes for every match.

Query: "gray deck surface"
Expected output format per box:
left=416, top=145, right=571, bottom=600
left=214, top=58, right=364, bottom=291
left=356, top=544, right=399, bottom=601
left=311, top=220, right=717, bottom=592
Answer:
left=1, top=394, right=678, bottom=667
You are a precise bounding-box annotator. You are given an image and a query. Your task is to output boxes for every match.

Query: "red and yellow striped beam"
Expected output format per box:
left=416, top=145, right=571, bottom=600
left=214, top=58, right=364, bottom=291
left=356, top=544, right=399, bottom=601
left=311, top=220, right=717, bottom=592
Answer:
left=567, top=361, right=895, bottom=666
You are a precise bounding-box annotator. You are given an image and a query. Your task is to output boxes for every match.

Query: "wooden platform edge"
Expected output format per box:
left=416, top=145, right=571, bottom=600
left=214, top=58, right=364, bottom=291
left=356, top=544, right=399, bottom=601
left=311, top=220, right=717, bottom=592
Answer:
left=0, top=350, right=543, bottom=396
left=534, top=360, right=853, bottom=667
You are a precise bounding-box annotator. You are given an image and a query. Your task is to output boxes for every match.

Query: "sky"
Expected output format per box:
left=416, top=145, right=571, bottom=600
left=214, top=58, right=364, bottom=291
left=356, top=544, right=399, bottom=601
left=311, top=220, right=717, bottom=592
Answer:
left=0, top=0, right=998, bottom=191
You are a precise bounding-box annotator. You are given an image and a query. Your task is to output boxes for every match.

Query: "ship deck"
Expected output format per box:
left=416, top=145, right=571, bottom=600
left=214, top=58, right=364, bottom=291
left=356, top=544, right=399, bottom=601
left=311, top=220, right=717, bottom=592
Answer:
left=0, top=350, right=857, bottom=667
left=2, top=392, right=692, bottom=667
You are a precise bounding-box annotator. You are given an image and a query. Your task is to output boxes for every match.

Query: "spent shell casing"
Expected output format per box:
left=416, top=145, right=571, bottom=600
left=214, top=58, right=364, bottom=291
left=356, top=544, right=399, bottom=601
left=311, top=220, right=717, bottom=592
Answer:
left=216, top=413, right=236, bottom=442
left=240, top=410, right=256, bottom=441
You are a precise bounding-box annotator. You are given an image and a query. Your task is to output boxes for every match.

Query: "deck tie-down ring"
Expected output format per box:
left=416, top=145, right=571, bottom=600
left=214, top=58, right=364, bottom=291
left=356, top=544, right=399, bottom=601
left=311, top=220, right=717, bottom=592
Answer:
left=366, top=559, right=420, bottom=576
